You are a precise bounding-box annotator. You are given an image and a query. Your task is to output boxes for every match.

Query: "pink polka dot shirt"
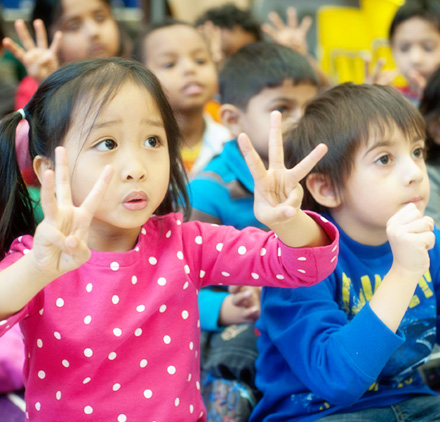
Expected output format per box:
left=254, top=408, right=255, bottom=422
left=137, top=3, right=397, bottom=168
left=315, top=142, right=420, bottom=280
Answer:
left=0, top=212, right=338, bottom=421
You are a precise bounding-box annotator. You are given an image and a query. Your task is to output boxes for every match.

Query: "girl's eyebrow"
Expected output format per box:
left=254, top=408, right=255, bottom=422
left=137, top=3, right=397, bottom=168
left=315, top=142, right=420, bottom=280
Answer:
left=92, top=118, right=164, bottom=131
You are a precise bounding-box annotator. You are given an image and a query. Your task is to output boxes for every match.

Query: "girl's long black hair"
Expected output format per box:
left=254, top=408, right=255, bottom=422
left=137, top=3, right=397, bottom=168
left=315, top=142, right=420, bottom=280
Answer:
left=0, top=57, right=190, bottom=259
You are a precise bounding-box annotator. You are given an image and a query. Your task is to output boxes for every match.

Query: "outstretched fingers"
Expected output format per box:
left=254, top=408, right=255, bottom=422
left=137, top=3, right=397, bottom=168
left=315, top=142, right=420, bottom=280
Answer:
left=80, top=165, right=114, bottom=217
left=289, top=143, right=328, bottom=184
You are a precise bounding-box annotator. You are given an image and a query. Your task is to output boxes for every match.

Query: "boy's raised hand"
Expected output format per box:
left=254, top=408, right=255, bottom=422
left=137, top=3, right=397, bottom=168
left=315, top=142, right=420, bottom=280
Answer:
left=31, top=147, right=113, bottom=279
left=2, top=19, right=61, bottom=83
left=238, top=111, right=328, bottom=247
left=261, top=7, right=311, bottom=55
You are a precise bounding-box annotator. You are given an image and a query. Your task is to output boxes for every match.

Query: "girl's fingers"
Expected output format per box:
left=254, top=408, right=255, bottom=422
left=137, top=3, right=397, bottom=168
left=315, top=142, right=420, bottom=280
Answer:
left=1, top=38, right=25, bottom=62
left=49, top=31, right=63, bottom=55
left=14, top=19, right=35, bottom=51
left=290, top=143, right=328, bottom=183
left=238, top=132, right=267, bottom=185
left=268, top=111, right=284, bottom=170
left=34, top=19, right=48, bottom=49
left=80, top=165, right=114, bottom=216
left=54, top=147, right=73, bottom=207
left=40, top=168, right=58, bottom=222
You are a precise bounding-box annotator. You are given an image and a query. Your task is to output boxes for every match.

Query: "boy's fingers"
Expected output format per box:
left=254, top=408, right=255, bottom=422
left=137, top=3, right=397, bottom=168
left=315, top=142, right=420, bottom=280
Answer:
left=238, top=132, right=267, bottom=184
left=268, top=111, right=284, bottom=170
left=299, top=16, right=313, bottom=34
left=268, top=11, right=285, bottom=30
left=286, top=7, right=299, bottom=28
left=290, top=143, right=328, bottom=183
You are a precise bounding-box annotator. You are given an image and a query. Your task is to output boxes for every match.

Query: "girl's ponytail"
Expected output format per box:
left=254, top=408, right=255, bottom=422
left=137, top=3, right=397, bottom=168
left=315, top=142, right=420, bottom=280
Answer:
left=0, top=111, right=36, bottom=259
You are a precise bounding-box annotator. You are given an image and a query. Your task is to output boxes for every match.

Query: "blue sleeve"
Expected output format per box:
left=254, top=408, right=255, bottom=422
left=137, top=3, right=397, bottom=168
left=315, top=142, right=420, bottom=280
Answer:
left=257, top=278, right=404, bottom=407
left=198, top=288, right=229, bottom=332
left=187, top=175, right=229, bottom=221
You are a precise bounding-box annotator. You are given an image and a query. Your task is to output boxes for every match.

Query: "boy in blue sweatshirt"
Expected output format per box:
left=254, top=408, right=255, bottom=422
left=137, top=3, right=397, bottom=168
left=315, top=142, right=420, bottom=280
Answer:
left=187, top=41, right=320, bottom=419
left=251, top=83, right=440, bottom=422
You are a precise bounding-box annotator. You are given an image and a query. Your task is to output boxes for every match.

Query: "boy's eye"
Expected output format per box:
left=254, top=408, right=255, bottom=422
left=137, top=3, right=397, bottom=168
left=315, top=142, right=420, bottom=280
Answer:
left=423, top=43, right=436, bottom=52
left=95, top=139, right=117, bottom=151
left=64, top=20, right=81, bottom=32
left=273, top=105, right=289, bottom=114
left=376, top=154, right=390, bottom=165
left=144, top=136, right=161, bottom=148
left=412, top=147, right=425, bottom=159
left=195, top=58, right=207, bottom=65
left=94, top=13, right=107, bottom=23
left=162, top=62, right=175, bottom=69
left=398, top=43, right=410, bottom=53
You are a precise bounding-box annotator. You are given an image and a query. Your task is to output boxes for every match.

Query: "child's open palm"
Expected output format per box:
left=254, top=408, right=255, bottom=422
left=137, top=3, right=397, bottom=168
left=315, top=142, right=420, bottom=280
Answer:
left=31, top=147, right=113, bottom=278
left=238, top=111, right=327, bottom=239
left=2, top=19, right=61, bottom=84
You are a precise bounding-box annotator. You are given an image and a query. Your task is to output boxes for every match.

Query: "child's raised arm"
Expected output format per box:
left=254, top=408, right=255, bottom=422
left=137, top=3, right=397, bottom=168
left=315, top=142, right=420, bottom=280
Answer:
left=238, top=110, right=329, bottom=248
left=2, top=19, right=61, bottom=84
left=0, top=147, right=113, bottom=320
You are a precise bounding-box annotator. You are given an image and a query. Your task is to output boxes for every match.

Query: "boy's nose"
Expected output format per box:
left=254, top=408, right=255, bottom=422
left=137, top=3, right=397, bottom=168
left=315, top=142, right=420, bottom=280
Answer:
left=404, top=159, right=424, bottom=185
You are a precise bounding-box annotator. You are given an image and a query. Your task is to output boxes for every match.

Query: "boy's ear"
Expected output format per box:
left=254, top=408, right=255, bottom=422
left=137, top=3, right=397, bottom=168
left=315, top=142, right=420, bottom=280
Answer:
left=33, top=155, right=53, bottom=185
left=219, top=104, right=243, bottom=136
left=306, top=173, right=341, bottom=208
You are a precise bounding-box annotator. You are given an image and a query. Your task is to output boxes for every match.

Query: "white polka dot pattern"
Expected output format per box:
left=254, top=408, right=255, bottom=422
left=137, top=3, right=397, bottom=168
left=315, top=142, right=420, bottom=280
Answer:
left=0, top=211, right=337, bottom=421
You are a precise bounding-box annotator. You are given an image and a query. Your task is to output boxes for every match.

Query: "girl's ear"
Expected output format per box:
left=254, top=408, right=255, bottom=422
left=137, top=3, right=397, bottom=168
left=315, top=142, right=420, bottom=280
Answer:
left=306, top=173, right=341, bottom=208
left=219, top=104, right=243, bottom=136
left=33, top=155, right=53, bottom=185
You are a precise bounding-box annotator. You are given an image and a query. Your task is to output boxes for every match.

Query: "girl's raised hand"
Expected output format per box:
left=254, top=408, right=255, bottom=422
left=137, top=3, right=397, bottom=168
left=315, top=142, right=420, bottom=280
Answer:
left=2, top=19, right=61, bottom=83
left=238, top=111, right=328, bottom=246
left=31, top=147, right=113, bottom=278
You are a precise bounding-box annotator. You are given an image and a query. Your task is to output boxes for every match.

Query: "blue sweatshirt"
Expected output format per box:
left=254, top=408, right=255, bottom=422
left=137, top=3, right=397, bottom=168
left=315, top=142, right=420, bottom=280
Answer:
left=251, top=214, right=440, bottom=421
left=188, top=139, right=266, bottom=331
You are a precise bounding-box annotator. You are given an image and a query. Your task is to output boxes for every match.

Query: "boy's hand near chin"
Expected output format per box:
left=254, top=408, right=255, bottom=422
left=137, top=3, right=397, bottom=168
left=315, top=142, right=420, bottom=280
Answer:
left=387, top=203, right=435, bottom=279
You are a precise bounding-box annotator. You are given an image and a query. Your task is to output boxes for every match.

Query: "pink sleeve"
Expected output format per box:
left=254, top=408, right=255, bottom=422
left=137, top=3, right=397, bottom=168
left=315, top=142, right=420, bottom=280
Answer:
left=181, top=211, right=339, bottom=289
left=15, top=76, right=38, bottom=110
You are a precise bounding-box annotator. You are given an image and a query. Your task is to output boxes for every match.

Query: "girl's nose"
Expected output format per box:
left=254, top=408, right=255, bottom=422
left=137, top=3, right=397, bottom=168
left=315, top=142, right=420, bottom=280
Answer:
left=122, top=162, right=147, bottom=181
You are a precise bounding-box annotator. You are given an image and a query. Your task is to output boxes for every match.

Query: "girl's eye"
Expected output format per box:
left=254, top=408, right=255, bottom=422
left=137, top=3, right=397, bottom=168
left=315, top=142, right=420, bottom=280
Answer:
left=195, top=58, right=207, bottom=65
left=398, top=43, right=410, bottom=53
left=144, top=136, right=161, bottom=148
left=95, top=139, right=117, bottom=151
left=376, top=154, right=390, bottom=165
left=162, top=62, right=175, bottom=69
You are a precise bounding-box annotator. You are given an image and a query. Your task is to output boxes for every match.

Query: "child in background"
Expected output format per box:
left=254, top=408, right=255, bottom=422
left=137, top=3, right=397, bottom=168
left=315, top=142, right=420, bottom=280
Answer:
left=195, top=3, right=262, bottom=67
left=3, top=0, right=125, bottom=187
left=389, top=0, right=440, bottom=105
left=187, top=41, right=319, bottom=419
left=134, top=19, right=231, bottom=177
left=419, top=67, right=440, bottom=226
left=0, top=8, right=16, bottom=120
left=0, top=56, right=338, bottom=422
left=251, top=83, right=440, bottom=422
left=3, top=0, right=125, bottom=110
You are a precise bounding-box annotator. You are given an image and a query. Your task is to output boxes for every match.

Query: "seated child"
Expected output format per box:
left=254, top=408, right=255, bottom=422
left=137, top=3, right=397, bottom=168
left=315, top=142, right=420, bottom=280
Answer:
left=134, top=18, right=231, bottom=177
left=195, top=3, right=262, bottom=66
left=0, top=56, right=338, bottom=421
left=251, top=82, right=440, bottom=422
left=187, top=41, right=320, bottom=418
left=389, top=0, right=440, bottom=105
left=419, top=66, right=440, bottom=226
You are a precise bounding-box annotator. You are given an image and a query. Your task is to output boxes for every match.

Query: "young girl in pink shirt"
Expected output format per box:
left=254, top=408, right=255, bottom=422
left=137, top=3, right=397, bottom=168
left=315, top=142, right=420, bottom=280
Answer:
left=0, top=57, right=338, bottom=421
